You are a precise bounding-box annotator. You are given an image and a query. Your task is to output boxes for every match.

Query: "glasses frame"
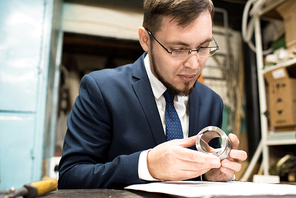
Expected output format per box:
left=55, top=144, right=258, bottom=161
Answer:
left=146, top=29, right=219, bottom=58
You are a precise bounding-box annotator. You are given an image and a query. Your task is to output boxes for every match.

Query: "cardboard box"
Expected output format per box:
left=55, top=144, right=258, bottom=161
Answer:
left=276, top=0, right=296, bottom=48
left=264, top=66, right=296, bottom=130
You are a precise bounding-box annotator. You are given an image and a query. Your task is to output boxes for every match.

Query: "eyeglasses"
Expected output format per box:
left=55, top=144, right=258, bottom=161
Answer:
left=146, top=29, right=219, bottom=60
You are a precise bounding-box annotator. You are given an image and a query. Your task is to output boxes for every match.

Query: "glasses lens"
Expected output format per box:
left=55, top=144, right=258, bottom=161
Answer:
left=200, top=39, right=218, bottom=57
left=172, top=48, right=217, bottom=59
left=171, top=49, right=190, bottom=59
left=209, top=47, right=218, bottom=56
left=199, top=48, right=211, bottom=57
left=199, top=47, right=218, bottom=57
left=172, top=39, right=218, bottom=59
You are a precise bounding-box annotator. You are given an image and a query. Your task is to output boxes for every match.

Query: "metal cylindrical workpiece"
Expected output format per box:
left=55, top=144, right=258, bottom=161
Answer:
left=196, top=126, right=232, bottom=160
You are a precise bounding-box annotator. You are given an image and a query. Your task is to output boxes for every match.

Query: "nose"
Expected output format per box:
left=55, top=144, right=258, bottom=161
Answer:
left=184, top=53, right=200, bottom=70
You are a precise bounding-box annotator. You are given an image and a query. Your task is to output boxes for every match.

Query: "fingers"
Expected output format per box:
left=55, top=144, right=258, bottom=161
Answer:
left=228, top=133, right=239, bottom=149
left=147, top=141, right=221, bottom=181
left=203, top=133, right=248, bottom=182
left=177, top=135, right=197, bottom=148
left=227, top=133, right=248, bottom=162
left=160, top=135, right=197, bottom=149
left=216, top=150, right=247, bottom=180
left=177, top=149, right=221, bottom=169
left=204, top=159, right=239, bottom=182
left=168, top=138, right=221, bottom=168
left=221, top=159, right=241, bottom=173
left=229, top=149, right=248, bottom=162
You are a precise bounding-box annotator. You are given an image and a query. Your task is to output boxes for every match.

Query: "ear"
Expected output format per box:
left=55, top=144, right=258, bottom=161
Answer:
left=138, top=27, right=150, bottom=52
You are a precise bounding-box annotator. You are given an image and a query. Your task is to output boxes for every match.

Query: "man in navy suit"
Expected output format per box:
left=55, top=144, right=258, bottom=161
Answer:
left=58, top=0, right=247, bottom=189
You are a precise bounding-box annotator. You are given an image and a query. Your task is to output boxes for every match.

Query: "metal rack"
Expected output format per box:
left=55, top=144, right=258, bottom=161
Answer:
left=205, top=7, right=231, bottom=71
left=242, top=0, right=296, bottom=181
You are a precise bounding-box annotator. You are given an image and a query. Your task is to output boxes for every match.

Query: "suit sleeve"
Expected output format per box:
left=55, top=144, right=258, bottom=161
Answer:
left=58, top=74, right=147, bottom=189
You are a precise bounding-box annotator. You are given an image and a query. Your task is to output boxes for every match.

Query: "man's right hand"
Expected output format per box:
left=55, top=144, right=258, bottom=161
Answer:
left=147, top=135, right=221, bottom=181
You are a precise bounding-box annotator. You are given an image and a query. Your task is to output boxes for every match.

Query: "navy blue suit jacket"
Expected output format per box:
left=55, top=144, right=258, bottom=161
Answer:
left=58, top=53, right=223, bottom=189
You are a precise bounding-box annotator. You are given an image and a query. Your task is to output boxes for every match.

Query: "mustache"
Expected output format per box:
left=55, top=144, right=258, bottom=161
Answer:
left=179, top=68, right=200, bottom=74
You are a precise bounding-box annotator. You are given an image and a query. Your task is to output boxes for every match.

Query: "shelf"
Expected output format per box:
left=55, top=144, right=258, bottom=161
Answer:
left=266, top=139, right=296, bottom=146
left=262, top=58, right=296, bottom=75
left=267, top=131, right=296, bottom=145
left=258, top=0, right=286, bottom=17
left=242, top=0, right=296, bottom=180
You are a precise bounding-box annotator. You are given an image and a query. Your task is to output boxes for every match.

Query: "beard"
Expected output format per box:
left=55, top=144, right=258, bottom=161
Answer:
left=150, top=49, right=197, bottom=96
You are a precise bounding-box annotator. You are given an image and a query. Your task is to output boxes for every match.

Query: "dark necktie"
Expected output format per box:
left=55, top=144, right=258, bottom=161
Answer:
left=163, top=90, right=183, bottom=141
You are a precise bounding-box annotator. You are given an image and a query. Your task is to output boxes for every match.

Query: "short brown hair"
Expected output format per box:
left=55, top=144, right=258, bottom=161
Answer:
left=143, top=0, right=214, bottom=33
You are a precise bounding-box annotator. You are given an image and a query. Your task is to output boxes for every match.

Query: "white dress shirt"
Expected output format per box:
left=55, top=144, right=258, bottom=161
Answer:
left=138, top=54, right=189, bottom=180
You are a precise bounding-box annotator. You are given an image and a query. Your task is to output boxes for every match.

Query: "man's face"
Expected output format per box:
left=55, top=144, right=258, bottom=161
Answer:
left=148, top=11, right=213, bottom=96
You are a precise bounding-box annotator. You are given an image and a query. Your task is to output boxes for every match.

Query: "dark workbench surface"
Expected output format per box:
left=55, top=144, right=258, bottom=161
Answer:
left=2, top=188, right=296, bottom=198
left=38, top=189, right=170, bottom=198
left=35, top=189, right=296, bottom=198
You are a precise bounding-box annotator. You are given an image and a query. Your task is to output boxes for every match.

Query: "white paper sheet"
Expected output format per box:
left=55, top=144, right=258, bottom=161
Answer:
left=125, top=181, right=296, bottom=197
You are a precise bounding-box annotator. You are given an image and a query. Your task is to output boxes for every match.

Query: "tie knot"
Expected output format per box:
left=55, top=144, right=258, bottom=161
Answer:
left=163, top=90, right=175, bottom=104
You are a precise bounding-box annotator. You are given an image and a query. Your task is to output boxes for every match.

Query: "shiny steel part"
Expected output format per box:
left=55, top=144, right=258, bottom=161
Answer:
left=196, top=126, right=232, bottom=160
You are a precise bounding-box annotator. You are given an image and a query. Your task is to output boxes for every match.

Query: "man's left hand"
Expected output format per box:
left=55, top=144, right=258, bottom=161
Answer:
left=204, top=133, right=248, bottom=181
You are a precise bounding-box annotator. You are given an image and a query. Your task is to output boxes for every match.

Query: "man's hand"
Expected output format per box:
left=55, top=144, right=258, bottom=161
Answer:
left=147, top=135, right=221, bottom=181
left=204, top=133, right=248, bottom=181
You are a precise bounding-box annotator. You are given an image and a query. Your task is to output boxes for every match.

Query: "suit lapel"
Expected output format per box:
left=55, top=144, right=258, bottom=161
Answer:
left=132, top=53, right=166, bottom=145
left=188, top=87, right=201, bottom=137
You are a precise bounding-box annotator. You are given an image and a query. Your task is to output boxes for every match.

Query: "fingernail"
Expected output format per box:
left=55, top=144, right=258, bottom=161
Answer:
left=231, top=150, right=237, bottom=158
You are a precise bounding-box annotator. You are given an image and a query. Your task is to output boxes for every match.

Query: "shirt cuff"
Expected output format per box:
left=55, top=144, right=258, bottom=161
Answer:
left=138, top=150, right=159, bottom=181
